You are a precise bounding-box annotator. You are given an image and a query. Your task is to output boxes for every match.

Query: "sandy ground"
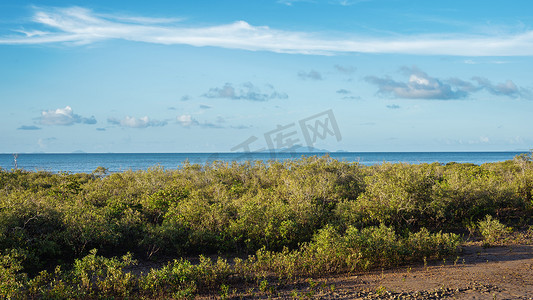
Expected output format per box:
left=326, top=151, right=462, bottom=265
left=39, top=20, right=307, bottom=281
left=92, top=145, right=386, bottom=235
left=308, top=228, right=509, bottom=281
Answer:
left=213, top=244, right=533, bottom=299
left=322, top=244, right=533, bottom=299
left=131, top=242, right=533, bottom=299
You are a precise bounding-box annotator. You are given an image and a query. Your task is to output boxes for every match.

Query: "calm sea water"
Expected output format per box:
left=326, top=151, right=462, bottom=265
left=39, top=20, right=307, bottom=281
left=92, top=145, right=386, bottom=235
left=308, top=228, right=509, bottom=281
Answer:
left=0, top=152, right=527, bottom=174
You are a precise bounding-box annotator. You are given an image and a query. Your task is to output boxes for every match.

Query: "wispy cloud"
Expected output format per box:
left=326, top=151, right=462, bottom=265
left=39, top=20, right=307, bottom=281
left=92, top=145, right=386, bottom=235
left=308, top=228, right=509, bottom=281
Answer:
left=366, top=66, right=531, bottom=100
left=472, top=77, right=528, bottom=98
left=336, top=0, right=373, bottom=6
left=342, top=96, right=361, bottom=100
left=2, top=6, right=533, bottom=56
left=463, top=59, right=510, bottom=65
left=17, top=125, right=41, bottom=130
left=40, top=106, right=96, bottom=126
left=278, top=0, right=370, bottom=6
left=107, top=116, right=167, bottom=128
left=386, top=104, right=400, bottom=109
left=277, top=0, right=314, bottom=6
left=334, top=64, right=356, bottom=74
left=336, top=89, right=351, bottom=94
left=37, top=137, right=57, bottom=149
left=177, top=114, right=224, bottom=129
left=298, top=70, right=323, bottom=80
left=203, top=82, right=287, bottom=101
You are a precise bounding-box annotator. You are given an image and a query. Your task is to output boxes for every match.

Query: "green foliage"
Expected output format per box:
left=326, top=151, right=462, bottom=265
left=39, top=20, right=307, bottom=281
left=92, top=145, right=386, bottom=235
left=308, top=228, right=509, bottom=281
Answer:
left=71, top=249, right=137, bottom=297
left=0, top=249, right=27, bottom=299
left=247, top=224, right=461, bottom=278
left=477, top=215, right=512, bottom=245
left=0, top=155, right=532, bottom=298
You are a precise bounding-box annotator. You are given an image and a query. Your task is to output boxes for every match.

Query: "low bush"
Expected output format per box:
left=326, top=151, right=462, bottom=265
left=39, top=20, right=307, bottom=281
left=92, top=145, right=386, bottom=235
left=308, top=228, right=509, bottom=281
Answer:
left=477, top=215, right=512, bottom=245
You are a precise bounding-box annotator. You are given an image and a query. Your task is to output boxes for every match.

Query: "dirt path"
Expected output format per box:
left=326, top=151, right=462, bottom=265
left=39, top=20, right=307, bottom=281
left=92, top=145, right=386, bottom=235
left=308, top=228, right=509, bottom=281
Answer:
left=224, top=244, right=533, bottom=299
left=289, top=244, right=533, bottom=299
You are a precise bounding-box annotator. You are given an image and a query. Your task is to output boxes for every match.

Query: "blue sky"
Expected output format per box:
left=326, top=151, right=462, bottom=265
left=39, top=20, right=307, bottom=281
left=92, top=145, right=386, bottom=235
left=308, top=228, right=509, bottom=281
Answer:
left=1, top=0, right=533, bottom=153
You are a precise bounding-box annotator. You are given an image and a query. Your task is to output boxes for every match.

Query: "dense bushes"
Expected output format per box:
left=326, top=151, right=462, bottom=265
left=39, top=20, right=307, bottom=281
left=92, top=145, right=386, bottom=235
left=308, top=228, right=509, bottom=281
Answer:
left=0, top=225, right=461, bottom=299
left=0, top=154, right=532, bottom=298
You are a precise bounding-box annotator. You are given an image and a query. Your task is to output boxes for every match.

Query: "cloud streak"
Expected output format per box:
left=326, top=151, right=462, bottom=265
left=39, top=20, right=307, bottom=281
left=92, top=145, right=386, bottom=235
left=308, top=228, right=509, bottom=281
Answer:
left=203, top=82, right=287, bottom=101
left=2, top=6, right=533, bottom=56
left=108, top=116, right=167, bottom=128
left=298, top=70, right=323, bottom=80
left=334, top=65, right=356, bottom=74
left=472, top=77, right=528, bottom=98
left=18, top=125, right=41, bottom=130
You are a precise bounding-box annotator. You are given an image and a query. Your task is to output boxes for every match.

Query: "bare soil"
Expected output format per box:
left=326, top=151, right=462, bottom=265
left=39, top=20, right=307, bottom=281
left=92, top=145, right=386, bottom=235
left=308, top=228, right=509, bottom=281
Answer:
left=215, top=244, right=533, bottom=299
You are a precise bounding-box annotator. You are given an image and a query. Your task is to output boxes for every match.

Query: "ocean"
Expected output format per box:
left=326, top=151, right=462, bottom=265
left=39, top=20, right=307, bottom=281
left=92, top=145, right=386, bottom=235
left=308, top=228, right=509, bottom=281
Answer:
left=0, top=152, right=527, bottom=174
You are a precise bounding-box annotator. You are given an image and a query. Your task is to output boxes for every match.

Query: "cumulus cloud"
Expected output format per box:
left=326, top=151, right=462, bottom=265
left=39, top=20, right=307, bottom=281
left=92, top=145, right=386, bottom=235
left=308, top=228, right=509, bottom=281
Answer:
left=176, top=114, right=199, bottom=127
left=366, top=67, right=531, bottom=100
left=203, top=82, right=287, bottom=101
left=107, top=116, right=167, bottom=128
left=298, top=70, right=322, bottom=80
left=40, top=106, right=96, bottom=125
left=18, top=125, right=41, bottom=130
left=3, top=6, right=533, bottom=56
left=365, top=67, right=470, bottom=100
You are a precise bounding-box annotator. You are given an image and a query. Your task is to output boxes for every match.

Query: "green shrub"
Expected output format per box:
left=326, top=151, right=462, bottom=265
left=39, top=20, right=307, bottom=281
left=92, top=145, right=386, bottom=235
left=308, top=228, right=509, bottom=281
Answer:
left=0, top=250, right=27, bottom=299
left=477, top=215, right=512, bottom=245
left=71, top=249, right=137, bottom=297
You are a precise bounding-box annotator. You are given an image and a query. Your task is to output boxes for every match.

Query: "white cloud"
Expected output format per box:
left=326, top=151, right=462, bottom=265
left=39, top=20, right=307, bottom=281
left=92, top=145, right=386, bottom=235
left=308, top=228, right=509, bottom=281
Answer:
left=365, top=67, right=470, bottom=100
left=365, top=66, right=531, bottom=100
left=177, top=114, right=198, bottom=127
left=40, top=106, right=96, bottom=125
left=108, top=116, right=167, bottom=128
left=176, top=114, right=224, bottom=129
left=2, top=6, right=533, bottom=56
